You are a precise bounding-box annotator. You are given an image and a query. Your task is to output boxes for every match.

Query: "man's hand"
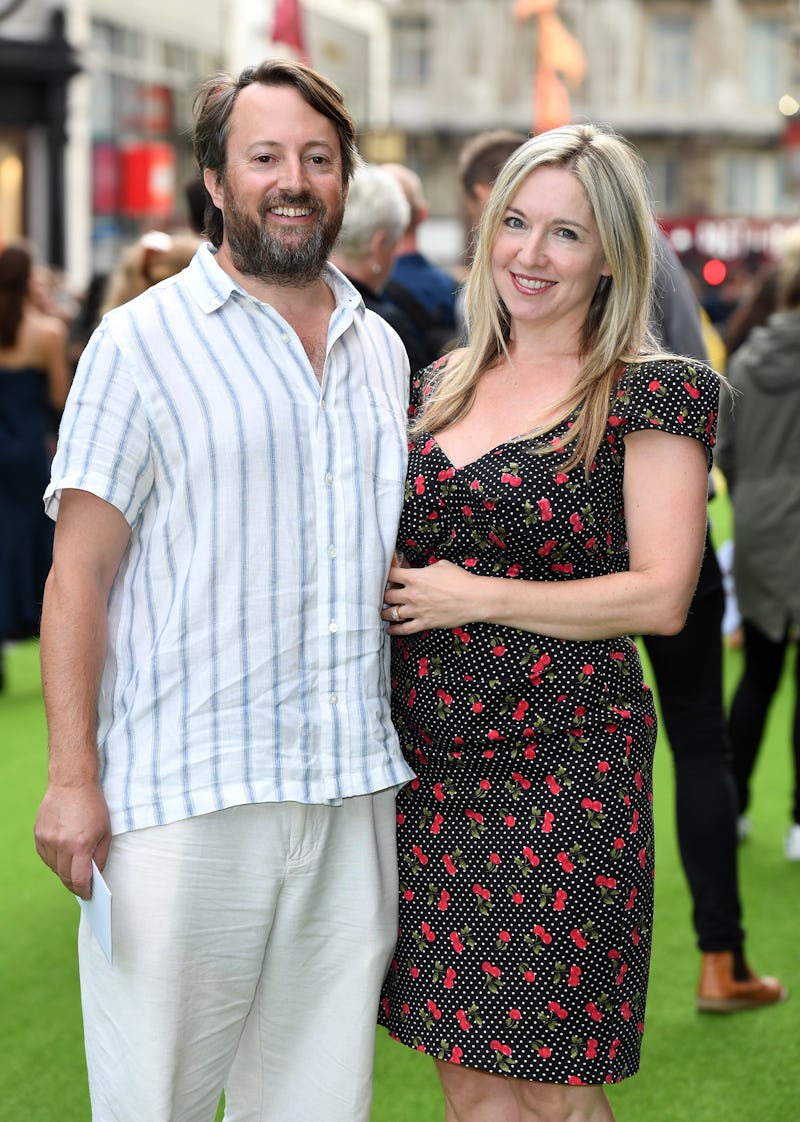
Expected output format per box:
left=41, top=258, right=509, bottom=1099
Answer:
left=34, top=780, right=111, bottom=899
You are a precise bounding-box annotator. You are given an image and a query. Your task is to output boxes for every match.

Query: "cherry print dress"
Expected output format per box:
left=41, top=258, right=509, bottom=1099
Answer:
left=378, top=357, right=719, bottom=1085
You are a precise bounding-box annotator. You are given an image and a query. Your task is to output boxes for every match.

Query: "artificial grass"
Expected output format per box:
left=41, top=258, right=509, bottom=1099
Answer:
left=3, top=513, right=798, bottom=1121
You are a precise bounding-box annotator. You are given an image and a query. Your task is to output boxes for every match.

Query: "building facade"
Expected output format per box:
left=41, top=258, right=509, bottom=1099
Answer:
left=2, top=0, right=798, bottom=289
left=380, top=0, right=800, bottom=271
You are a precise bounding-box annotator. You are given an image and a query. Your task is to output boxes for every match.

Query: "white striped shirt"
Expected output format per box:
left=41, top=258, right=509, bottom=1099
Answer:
left=45, top=245, right=415, bottom=834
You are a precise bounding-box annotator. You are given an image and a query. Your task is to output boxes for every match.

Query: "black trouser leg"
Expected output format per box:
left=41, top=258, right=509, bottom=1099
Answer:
left=643, top=536, right=744, bottom=952
left=728, top=620, right=788, bottom=817
left=792, top=646, right=800, bottom=824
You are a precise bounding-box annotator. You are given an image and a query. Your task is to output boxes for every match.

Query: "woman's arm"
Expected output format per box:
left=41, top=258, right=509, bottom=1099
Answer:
left=40, top=314, right=71, bottom=412
left=383, top=428, right=709, bottom=641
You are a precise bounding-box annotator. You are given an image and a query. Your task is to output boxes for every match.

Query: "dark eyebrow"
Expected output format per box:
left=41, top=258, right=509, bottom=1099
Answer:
left=246, top=139, right=337, bottom=154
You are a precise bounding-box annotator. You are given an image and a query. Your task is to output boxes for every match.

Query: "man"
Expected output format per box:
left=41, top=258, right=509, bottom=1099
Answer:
left=34, top=59, right=414, bottom=1122
left=453, top=128, right=528, bottom=334
left=644, top=235, right=785, bottom=1013
left=328, top=162, right=429, bottom=372
left=380, top=162, right=458, bottom=363
left=456, top=128, right=528, bottom=262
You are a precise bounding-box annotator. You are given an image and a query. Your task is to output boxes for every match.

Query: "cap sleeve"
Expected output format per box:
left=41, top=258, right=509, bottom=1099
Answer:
left=610, top=358, right=720, bottom=468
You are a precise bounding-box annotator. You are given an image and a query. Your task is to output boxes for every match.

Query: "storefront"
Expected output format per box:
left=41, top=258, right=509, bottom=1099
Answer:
left=0, top=7, right=80, bottom=264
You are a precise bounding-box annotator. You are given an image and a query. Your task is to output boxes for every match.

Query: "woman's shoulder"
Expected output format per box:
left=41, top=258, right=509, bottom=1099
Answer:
left=439, top=345, right=468, bottom=366
left=623, top=354, right=719, bottom=383
left=617, top=355, right=720, bottom=405
left=609, top=355, right=720, bottom=455
left=411, top=348, right=464, bottom=402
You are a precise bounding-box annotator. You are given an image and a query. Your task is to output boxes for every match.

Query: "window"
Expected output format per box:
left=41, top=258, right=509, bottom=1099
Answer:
left=0, top=137, right=24, bottom=244
left=650, top=14, right=693, bottom=103
left=747, top=17, right=788, bottom=105
left=645, top=155, right=682, bottom=214
left=90, top=18, right=144, bottom=60
left=723, top=154, right=759, bottom=213
left=391, top=15, right=430, bottom=86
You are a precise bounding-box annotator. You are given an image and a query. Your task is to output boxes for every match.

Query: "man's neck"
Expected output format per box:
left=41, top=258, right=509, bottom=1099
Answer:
left=394, top=231, right=419, bottom=257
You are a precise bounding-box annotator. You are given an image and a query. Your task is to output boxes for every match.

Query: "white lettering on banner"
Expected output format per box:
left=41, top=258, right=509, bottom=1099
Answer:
left=662, top=217, right=797, bottom=260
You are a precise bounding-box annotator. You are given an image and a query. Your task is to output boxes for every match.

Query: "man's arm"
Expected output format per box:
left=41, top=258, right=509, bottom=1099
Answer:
left=34, top=489, right=131, bottom=899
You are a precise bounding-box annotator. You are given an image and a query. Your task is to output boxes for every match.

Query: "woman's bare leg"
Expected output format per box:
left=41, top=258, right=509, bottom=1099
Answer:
left=435, top=1061, right=518, bottom=1122
left=435, top=1060, right=616, bottom=1122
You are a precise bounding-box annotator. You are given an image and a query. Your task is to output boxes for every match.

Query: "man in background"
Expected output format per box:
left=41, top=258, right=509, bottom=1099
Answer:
left=381, top=161, right=458, bottom=363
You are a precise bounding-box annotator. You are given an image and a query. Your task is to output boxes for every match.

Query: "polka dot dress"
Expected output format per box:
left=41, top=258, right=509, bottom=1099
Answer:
left=378, top=358, right=719, bottom=1085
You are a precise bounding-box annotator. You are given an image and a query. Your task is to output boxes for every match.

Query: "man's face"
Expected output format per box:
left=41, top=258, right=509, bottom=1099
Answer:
left=205, top=83, right=348, bottom=286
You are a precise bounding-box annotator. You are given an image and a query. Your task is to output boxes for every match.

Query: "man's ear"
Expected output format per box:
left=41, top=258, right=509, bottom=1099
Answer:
left=472, top=182, right=493, bottom=209
left=203, top=167, right=223, bottom=210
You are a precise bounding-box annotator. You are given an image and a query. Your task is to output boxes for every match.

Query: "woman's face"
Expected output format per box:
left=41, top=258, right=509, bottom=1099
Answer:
left=490, top=165, right=611, bottom=339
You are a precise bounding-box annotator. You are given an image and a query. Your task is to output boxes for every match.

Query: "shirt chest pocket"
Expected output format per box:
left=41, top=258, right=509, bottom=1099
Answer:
left=348, top=386, right=408, bottom=488
left=339, top=388, right=408, bottom=549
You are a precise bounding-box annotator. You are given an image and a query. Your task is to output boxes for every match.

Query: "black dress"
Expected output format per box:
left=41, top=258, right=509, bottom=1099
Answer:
left=378, top=358, right=719, bottom=1084
left=0, top=364, right=54, bottom=642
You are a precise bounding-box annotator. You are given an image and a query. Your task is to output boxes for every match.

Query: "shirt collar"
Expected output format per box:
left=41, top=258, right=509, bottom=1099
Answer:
left=185, top=243, right=365, bottom=318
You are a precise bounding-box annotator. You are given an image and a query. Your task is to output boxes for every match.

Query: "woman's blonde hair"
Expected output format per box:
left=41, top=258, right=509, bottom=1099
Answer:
left=417, top=123, right=662, bottom=472
left=101, top=230, right=201, bottom=316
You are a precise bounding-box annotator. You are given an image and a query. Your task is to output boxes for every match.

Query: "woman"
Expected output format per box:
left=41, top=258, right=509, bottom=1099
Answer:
left=99, top=228, right=202, bottom=316
left=0, top=243, right=70, bottom=675
left=331, top=163, right=430, bottom=373
left=377, top=124, right=718, bottom=1121
left=716, top=227, right=800, bottom=862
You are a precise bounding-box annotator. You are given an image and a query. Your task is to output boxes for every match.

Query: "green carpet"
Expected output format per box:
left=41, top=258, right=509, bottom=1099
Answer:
left=2, top=519, right=798, bottom=1121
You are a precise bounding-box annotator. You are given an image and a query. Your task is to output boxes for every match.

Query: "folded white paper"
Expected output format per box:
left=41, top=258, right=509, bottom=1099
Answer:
left=76, top=860, right=112, bottom=965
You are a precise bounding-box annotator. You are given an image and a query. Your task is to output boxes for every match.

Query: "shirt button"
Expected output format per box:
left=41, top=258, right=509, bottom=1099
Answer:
left=328, top=546, right=337, bottom=558
left=281, top=333, right=290, bottom=344
left=320, top=399, right=327, bottom=410
left=325, top=471, right=334, bottom=484
left=328, top=621, right=338, bottom=633
left=329, top=693, right=338, bottom=705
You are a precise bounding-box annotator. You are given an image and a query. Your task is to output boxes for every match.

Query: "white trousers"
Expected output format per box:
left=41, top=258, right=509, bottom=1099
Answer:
left=79, top=792, right=399, bottom=1122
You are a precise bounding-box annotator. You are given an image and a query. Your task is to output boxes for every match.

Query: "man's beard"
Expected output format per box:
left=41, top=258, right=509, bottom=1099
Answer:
left=221, top=186, right=344, bottom=287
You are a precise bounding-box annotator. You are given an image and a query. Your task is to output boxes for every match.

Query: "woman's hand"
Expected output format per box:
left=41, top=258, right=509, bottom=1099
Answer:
left=382, top=559, right=481, bottom=634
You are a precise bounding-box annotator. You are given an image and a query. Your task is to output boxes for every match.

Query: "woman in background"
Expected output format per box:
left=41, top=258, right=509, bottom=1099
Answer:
left=331, top=163, right=430, bottom=374
left=0, top=242, right=70, bottom=684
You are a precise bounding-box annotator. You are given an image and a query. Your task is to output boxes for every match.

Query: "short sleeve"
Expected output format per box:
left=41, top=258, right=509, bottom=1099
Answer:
left=44, top=317, right=154, bottom=525
left=408, top=360, right=439, bottom=423
left=609, top=358, right=720, bottom=468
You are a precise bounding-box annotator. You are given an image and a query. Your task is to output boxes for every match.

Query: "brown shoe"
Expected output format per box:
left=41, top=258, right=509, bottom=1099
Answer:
left=697, top=951, right=788, bottom=1013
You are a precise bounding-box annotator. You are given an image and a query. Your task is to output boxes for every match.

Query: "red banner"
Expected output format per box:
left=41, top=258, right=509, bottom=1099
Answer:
left=271, top=0, right=310, bottom=64
left=119, top=142, right=176, bottom=218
